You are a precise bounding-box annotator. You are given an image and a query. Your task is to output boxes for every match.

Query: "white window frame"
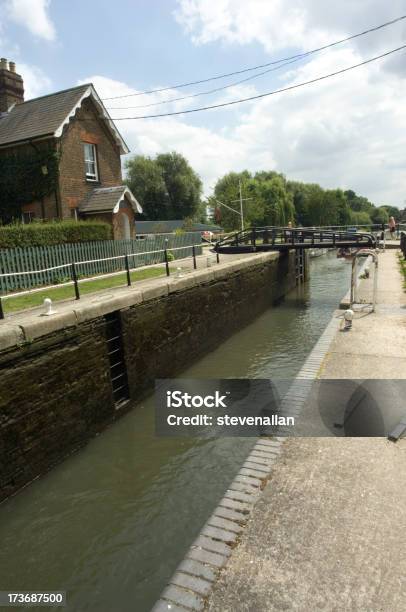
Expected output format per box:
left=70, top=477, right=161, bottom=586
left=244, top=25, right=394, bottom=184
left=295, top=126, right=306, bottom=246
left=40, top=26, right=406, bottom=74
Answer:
left=84, top=143, right=99, bottom=182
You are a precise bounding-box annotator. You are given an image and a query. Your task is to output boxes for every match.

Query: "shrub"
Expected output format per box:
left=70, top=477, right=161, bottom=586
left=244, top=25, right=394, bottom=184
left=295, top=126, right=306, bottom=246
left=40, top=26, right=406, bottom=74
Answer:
left=0, top=221, right=112, bottom=249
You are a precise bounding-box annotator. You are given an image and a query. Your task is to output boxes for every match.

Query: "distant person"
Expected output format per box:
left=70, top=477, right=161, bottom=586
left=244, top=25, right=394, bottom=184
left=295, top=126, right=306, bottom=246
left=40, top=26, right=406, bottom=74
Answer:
left=388, top=216, right=396, bottom=240
left=286, top=221, right=293, bottom=243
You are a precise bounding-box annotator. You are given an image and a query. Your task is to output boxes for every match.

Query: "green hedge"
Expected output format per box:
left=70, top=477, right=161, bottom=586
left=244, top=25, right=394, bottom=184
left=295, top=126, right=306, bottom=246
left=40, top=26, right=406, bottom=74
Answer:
left=0, top=221, right=112, bottom=248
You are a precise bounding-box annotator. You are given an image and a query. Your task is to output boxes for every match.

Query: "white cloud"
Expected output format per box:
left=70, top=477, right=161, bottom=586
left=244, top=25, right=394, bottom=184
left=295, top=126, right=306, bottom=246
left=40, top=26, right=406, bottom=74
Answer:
left=81, top=0, right=406, bottom=209
left=19, top=62, right=52, bottom=98
left=80, top=75, right=252, bottom=190
left=6, top=0, right=55, bottom=41
left=174, top=0, right=406, bottom=62
left=175, top=0, right=314, bottom=52
left=0, top=3, right=52, bottom=100
left=84, top=42, right=406, bottom=208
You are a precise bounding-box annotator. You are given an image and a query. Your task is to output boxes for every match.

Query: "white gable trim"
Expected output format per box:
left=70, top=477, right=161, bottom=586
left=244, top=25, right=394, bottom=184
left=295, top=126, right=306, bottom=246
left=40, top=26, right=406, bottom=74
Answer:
left=112, top=187, right=143, bottom=214
left=54, top=85, right=130, bottom=154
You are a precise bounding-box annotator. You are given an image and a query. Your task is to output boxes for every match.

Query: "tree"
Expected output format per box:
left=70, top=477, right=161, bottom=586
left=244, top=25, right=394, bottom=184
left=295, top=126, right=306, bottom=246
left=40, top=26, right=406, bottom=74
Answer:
left=371, top=206, right=389, bottom=225
left=287, top=181, right=309, bottom=225
left=210, top=171, right=255, bottom=231
left=253, top=175, right=295, bottom=226
left=125, top=151, right=202, bottom=220
left=344, top=190, right=374, bottom=214
left=381, top=205, right=400, bottom=219
left=125, top=155, right=168, bottom=220
left=193, top=200, right=208, bottom=223
left=156, top=152, right=202, bottom=219
left=350, top=211, right=372, bottom=226
left=329, top=189, right=352, bottom=225
left=301, top=184, right=325, bottom=226
left=211, top=170, right=295, bottom=231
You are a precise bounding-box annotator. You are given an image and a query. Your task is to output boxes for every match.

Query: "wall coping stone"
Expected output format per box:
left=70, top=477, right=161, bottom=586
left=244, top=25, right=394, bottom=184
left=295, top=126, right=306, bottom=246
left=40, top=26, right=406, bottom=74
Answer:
left=0, top=324, right=25, bottom=350
left=0, top=251, right=282, bottom=350
left=19, top=311, right=78, bottom=342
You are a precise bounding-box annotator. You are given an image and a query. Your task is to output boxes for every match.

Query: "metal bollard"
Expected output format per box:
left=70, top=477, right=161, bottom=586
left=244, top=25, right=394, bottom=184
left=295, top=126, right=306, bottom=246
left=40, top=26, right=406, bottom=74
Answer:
left=71, top=262, right=80, bottom=300
left=164, top=249, right=170, bottom=276
left=125, top=255, right=131, bottom=286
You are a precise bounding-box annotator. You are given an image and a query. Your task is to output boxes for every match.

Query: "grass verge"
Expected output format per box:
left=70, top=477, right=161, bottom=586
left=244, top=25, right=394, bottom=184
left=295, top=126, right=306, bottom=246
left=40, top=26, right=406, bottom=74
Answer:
left=3, top=267, right=168, bottom=314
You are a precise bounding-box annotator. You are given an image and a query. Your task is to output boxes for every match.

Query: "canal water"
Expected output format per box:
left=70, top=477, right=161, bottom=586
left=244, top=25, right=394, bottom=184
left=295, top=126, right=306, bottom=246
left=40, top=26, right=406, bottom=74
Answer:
left=0, top=253, right=351, bottom=612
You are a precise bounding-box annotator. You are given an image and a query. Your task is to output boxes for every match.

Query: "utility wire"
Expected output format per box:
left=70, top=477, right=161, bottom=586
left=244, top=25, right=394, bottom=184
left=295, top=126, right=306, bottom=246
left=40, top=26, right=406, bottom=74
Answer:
left=111, top=44, right=406, bottom=120
left=106, top=55, right=305, bottom=110
left=102, top=14, right=406, bottom=101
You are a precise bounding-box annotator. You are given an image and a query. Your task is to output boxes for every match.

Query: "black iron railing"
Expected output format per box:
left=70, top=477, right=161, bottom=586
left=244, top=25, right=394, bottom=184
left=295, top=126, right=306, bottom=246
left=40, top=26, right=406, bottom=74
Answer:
left=215, top=226, right=377, bottom=253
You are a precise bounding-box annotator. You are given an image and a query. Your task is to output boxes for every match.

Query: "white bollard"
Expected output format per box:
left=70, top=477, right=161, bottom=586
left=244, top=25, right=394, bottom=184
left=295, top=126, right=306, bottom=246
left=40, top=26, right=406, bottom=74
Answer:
left=43, top=297, right=56, bottom=316
left=343, top=308, right=354, bottom=330
left=176, top=267, right=183, bottom=278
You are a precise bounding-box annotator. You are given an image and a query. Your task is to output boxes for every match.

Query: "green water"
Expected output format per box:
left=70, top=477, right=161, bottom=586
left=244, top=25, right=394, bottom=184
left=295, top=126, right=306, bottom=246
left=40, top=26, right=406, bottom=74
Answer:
left=0, top=253, right=351, bottom=612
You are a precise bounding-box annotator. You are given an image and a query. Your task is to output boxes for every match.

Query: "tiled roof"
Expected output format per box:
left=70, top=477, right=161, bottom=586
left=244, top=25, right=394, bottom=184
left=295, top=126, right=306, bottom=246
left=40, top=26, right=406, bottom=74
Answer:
left=0, top=84, right=90, bottom=146
left=79, top=186, right=142, bottom=214
left=0, top=84, right=129, bottom=152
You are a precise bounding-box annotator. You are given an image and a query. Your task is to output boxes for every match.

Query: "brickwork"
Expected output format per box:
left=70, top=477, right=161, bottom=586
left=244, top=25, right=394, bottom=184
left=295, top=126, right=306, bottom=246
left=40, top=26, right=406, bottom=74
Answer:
left=0, top=81, right=128, bottom=229
left=112, top=201, right=136, bottom=239
left=21, top=193, right=59, bottom=220
left=58, top=98, right=123, bottom=218
left=1, top=140, right=60, bottom=221
left=0, top=62, right=24, bottom=112
left=81, top=201, right=136, bottom=239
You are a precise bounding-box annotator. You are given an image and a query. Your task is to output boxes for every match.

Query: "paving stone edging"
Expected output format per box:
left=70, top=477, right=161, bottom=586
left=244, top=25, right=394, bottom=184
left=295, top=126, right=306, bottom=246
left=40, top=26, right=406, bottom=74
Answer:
left=151, top=313, right=341, bottom=611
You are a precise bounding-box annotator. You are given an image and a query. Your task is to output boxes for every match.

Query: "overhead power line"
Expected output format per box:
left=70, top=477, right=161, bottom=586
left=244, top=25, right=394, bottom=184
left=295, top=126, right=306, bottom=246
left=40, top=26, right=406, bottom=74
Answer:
left=102, top=14, right=406, bottom=101
left=110, top=44, right=406, bottom=120
left=106, top=55, right=305, bottom=110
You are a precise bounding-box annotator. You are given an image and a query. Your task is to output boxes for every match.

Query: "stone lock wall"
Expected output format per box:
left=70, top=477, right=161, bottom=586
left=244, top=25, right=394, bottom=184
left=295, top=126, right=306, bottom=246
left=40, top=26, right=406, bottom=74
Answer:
left=0, top=319, right=114, bottom=501
left=0, top=251, right=296, bottom=501
left=122, top=252, right=295, bottom=397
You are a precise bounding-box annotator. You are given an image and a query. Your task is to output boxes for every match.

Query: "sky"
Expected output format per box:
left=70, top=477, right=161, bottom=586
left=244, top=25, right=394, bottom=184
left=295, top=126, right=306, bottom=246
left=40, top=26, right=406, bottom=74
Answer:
left=1, top=0, right=406, bottom=206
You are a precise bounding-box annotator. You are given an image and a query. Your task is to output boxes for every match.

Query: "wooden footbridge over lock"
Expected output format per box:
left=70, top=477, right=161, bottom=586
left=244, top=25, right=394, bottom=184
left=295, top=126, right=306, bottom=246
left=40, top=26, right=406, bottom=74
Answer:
left=214, top=226, right=377, bottom=286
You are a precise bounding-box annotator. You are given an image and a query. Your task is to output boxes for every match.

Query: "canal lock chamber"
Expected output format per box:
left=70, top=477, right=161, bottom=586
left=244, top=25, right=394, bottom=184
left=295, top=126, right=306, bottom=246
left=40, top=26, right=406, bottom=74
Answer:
left=0, top=252, right=352, bottom=611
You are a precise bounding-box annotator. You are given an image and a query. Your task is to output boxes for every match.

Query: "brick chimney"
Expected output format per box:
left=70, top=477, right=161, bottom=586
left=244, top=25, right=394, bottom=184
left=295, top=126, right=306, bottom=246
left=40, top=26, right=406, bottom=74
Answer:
left=0, top=58, right=24, bottom=113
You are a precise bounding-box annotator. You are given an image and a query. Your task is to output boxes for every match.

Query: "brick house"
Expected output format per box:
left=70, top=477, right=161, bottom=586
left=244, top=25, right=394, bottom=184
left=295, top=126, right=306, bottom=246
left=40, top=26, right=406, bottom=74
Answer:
left=0, top=58, right=142, bottom=239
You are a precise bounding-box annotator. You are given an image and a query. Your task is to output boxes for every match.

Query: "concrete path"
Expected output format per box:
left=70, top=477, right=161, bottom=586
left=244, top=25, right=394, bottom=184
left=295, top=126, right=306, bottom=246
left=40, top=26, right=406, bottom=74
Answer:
left=207, top=437, right=406, bottom=612
left=206, top=248, right=406, bottom=612
left=324, top=250, right=406, bottom=379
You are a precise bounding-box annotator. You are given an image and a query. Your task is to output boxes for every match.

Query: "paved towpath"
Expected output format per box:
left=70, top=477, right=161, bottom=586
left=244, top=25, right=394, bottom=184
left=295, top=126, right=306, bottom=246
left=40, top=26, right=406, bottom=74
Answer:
left=206, top=249, right=406, bottom=612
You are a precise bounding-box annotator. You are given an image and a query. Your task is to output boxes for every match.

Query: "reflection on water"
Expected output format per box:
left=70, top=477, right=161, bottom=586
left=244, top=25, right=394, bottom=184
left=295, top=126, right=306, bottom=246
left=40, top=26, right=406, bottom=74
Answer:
left=0, top=253, right=351, bottom=612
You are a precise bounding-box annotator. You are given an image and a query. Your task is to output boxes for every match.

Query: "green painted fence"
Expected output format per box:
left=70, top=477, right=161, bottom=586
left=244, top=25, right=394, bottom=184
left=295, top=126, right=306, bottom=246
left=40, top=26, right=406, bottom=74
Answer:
left=0, top=232, right=202, bottom=294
